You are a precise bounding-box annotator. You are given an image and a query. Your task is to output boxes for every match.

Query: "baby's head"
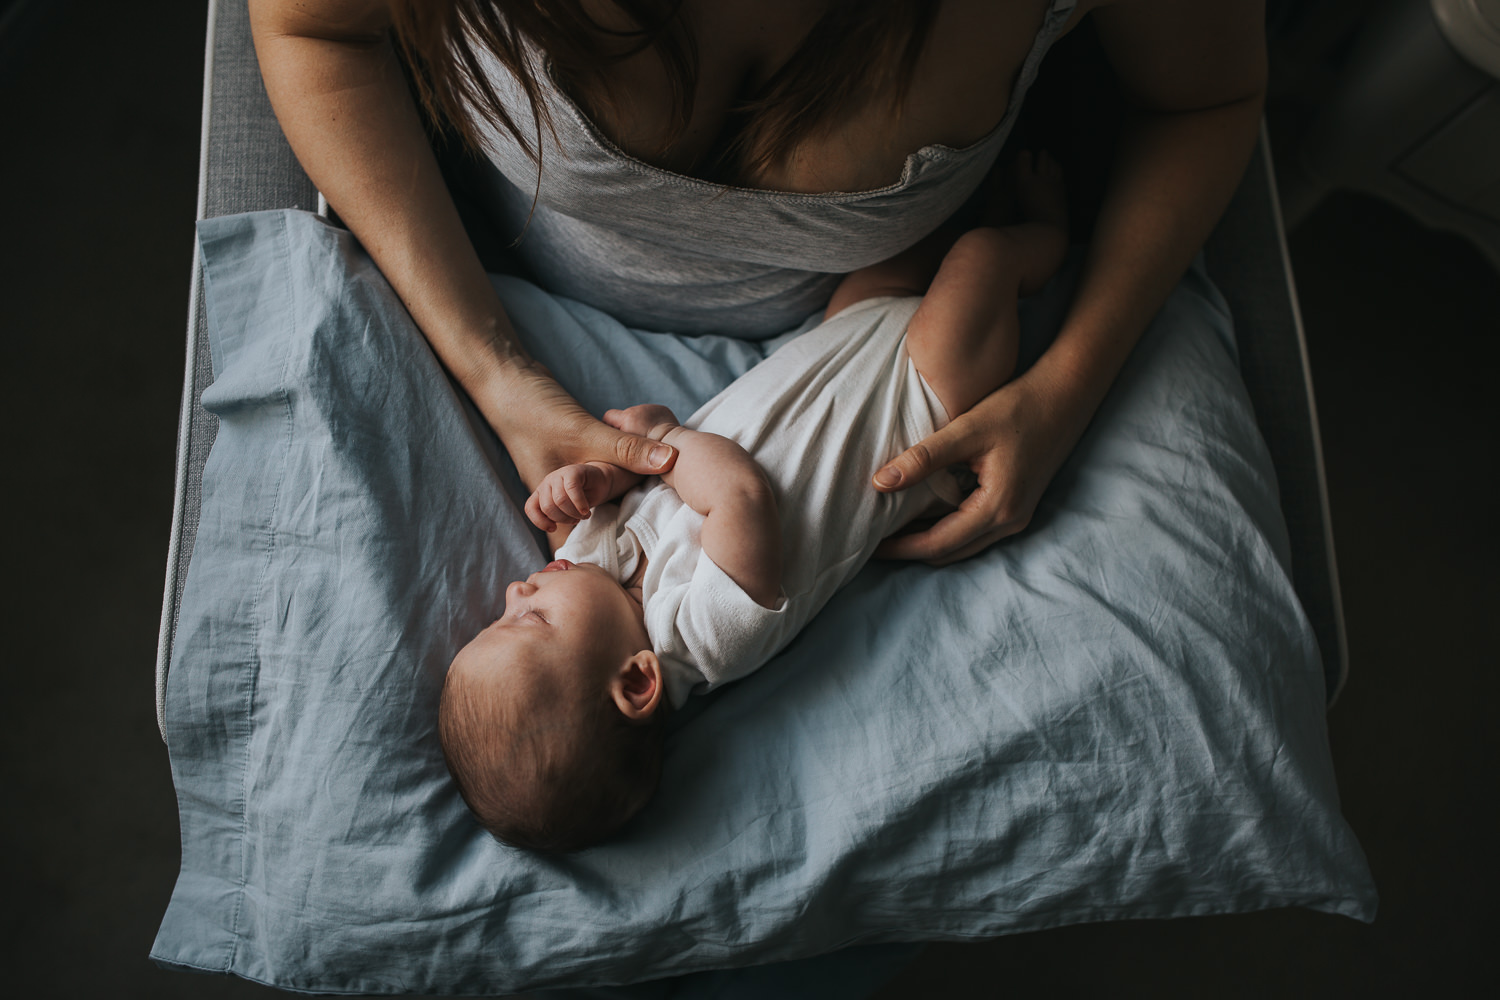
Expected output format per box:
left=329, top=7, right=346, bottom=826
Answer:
left=439, top=559, right=668, bottom=852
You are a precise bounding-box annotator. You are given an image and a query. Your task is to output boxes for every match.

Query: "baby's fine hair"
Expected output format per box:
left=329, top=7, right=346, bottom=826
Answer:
left=438, top=663, right=667, bottom=853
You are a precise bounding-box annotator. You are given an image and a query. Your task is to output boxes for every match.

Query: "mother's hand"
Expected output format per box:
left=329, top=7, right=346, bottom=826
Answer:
left=477, top=359, right=677, bottom=493
left=872, top=371, right=1079, bottom=565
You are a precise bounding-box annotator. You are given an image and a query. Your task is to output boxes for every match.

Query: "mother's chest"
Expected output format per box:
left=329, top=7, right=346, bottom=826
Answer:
left=583, top=0, right=1059, bottom=193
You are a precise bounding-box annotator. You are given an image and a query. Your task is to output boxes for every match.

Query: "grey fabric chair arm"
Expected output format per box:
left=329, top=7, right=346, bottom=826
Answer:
left=1204, top=126, right=1349, bottom=704
left=156, top=0, right=318, bottom=737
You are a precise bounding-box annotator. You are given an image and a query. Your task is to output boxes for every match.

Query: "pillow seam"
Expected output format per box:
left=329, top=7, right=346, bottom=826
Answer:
left=225, top=209, right=299, bottom=972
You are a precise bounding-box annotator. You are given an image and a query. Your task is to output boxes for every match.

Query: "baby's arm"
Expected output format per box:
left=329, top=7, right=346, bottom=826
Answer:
left=606, top=406, right=783, bottom=609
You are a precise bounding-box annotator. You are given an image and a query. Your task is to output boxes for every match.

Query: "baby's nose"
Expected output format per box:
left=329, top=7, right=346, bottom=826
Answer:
left=505, top=579, right=535, bottom=602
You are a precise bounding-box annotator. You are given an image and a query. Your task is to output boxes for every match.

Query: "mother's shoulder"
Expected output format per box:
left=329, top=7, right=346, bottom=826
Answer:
left=247, top=0, right=392, bottom=42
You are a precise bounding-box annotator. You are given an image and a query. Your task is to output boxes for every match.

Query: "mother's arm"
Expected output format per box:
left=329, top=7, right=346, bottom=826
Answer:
left=874, top=0, right=1267, bottom=563
left=248, top=0, right=676, bottom=490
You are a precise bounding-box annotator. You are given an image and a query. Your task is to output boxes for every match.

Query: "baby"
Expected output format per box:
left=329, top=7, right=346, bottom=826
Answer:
left=440, top=152, right=1069, bottom=852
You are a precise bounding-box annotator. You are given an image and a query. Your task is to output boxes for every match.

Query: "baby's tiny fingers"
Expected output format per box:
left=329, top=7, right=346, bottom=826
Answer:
left=524, top=493, right=557, bottom=533
left=546, top=489, right=581, bottom=523
left=564, top=476, right=592, bottom=520
left=537, top=486, right=573, bottom=522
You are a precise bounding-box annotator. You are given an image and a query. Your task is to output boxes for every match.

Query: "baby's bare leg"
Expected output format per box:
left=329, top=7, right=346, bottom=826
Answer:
left=906, top=150, right=1069, bottom=417
left=824, top=228, right=957, bottom=319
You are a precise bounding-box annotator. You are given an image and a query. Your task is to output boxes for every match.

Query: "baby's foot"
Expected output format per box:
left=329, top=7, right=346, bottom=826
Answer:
left=1012, top=150, right=1069, bottom=230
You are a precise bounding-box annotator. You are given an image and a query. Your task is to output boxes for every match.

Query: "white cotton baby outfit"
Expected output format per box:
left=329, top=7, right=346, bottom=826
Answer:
left=557, top=296, right=963, bottom=707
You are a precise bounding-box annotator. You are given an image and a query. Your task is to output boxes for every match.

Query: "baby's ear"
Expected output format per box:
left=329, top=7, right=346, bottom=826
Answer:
left=610, top=651, right=664, bottom=722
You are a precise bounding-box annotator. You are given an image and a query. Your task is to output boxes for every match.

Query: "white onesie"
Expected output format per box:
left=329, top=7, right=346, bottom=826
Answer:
left=558, top=296, right=963, bottom=707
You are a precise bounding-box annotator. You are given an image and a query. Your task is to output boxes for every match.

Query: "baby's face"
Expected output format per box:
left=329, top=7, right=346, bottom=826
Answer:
left=453, top=559, right=651, bottom=701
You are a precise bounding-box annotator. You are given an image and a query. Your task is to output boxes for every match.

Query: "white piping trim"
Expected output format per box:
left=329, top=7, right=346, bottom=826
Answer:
left=1260, top=121, right=1351, bottom=707
left=156, top=0, right=219, bottom=742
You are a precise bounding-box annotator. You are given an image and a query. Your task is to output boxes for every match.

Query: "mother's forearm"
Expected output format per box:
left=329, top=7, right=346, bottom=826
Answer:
left=1030, top=92, right=1264, bottom=427
left=251, top=6, right=531, bottom=397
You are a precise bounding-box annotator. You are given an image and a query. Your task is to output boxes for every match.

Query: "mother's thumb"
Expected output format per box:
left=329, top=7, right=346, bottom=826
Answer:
left=873, top=430, right=958, bottom=492
left=610, top=429, right=676, bottom=475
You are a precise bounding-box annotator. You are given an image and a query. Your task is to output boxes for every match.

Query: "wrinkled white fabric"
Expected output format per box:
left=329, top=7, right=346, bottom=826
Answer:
left=561, top=296, right=961, bottom=705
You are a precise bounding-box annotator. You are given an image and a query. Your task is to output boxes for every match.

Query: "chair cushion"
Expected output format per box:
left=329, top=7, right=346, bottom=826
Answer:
left=152, top=209, right=1374, bottom=994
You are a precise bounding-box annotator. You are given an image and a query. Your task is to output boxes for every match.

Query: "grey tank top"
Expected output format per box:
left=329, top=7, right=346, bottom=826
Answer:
left=472, top=1, right=1077, bottom=339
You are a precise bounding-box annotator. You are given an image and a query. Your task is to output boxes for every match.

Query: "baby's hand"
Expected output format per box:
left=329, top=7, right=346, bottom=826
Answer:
left=604, top=404, right=680, bottom=442
left=525, top=462, right=618, bottom=532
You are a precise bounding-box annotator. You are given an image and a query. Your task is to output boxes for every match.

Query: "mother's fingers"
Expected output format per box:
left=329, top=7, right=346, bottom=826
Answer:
left=602, top=404, right=679, bottom=440
left=921, top=527, right=1013, bottom=567
left=876, top=496, right=1028, bottom=564
left=877, top=503, right=982, bottom=562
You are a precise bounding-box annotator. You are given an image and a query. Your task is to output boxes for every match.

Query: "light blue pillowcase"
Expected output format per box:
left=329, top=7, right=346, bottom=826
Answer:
left=153, top=209, right=1375, bottom=995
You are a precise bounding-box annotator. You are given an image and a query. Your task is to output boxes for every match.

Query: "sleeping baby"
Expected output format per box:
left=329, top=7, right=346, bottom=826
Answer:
left=439, top=152, right=1069, bottom=852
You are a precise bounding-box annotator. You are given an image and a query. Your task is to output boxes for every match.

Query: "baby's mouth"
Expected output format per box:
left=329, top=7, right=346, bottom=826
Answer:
left=541, top=559, right=573, bottom=572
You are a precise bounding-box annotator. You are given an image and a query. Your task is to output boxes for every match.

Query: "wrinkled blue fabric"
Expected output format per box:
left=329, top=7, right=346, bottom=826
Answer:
left=153, top=209, right=1375, bottom=995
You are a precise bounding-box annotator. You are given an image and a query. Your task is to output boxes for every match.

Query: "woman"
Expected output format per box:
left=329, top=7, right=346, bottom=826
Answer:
left=248, top=0, right=1266, bottom=564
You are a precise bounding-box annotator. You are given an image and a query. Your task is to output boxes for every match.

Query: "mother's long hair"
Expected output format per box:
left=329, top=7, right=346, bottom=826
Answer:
left=390, top=0, right=937, bottom=184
